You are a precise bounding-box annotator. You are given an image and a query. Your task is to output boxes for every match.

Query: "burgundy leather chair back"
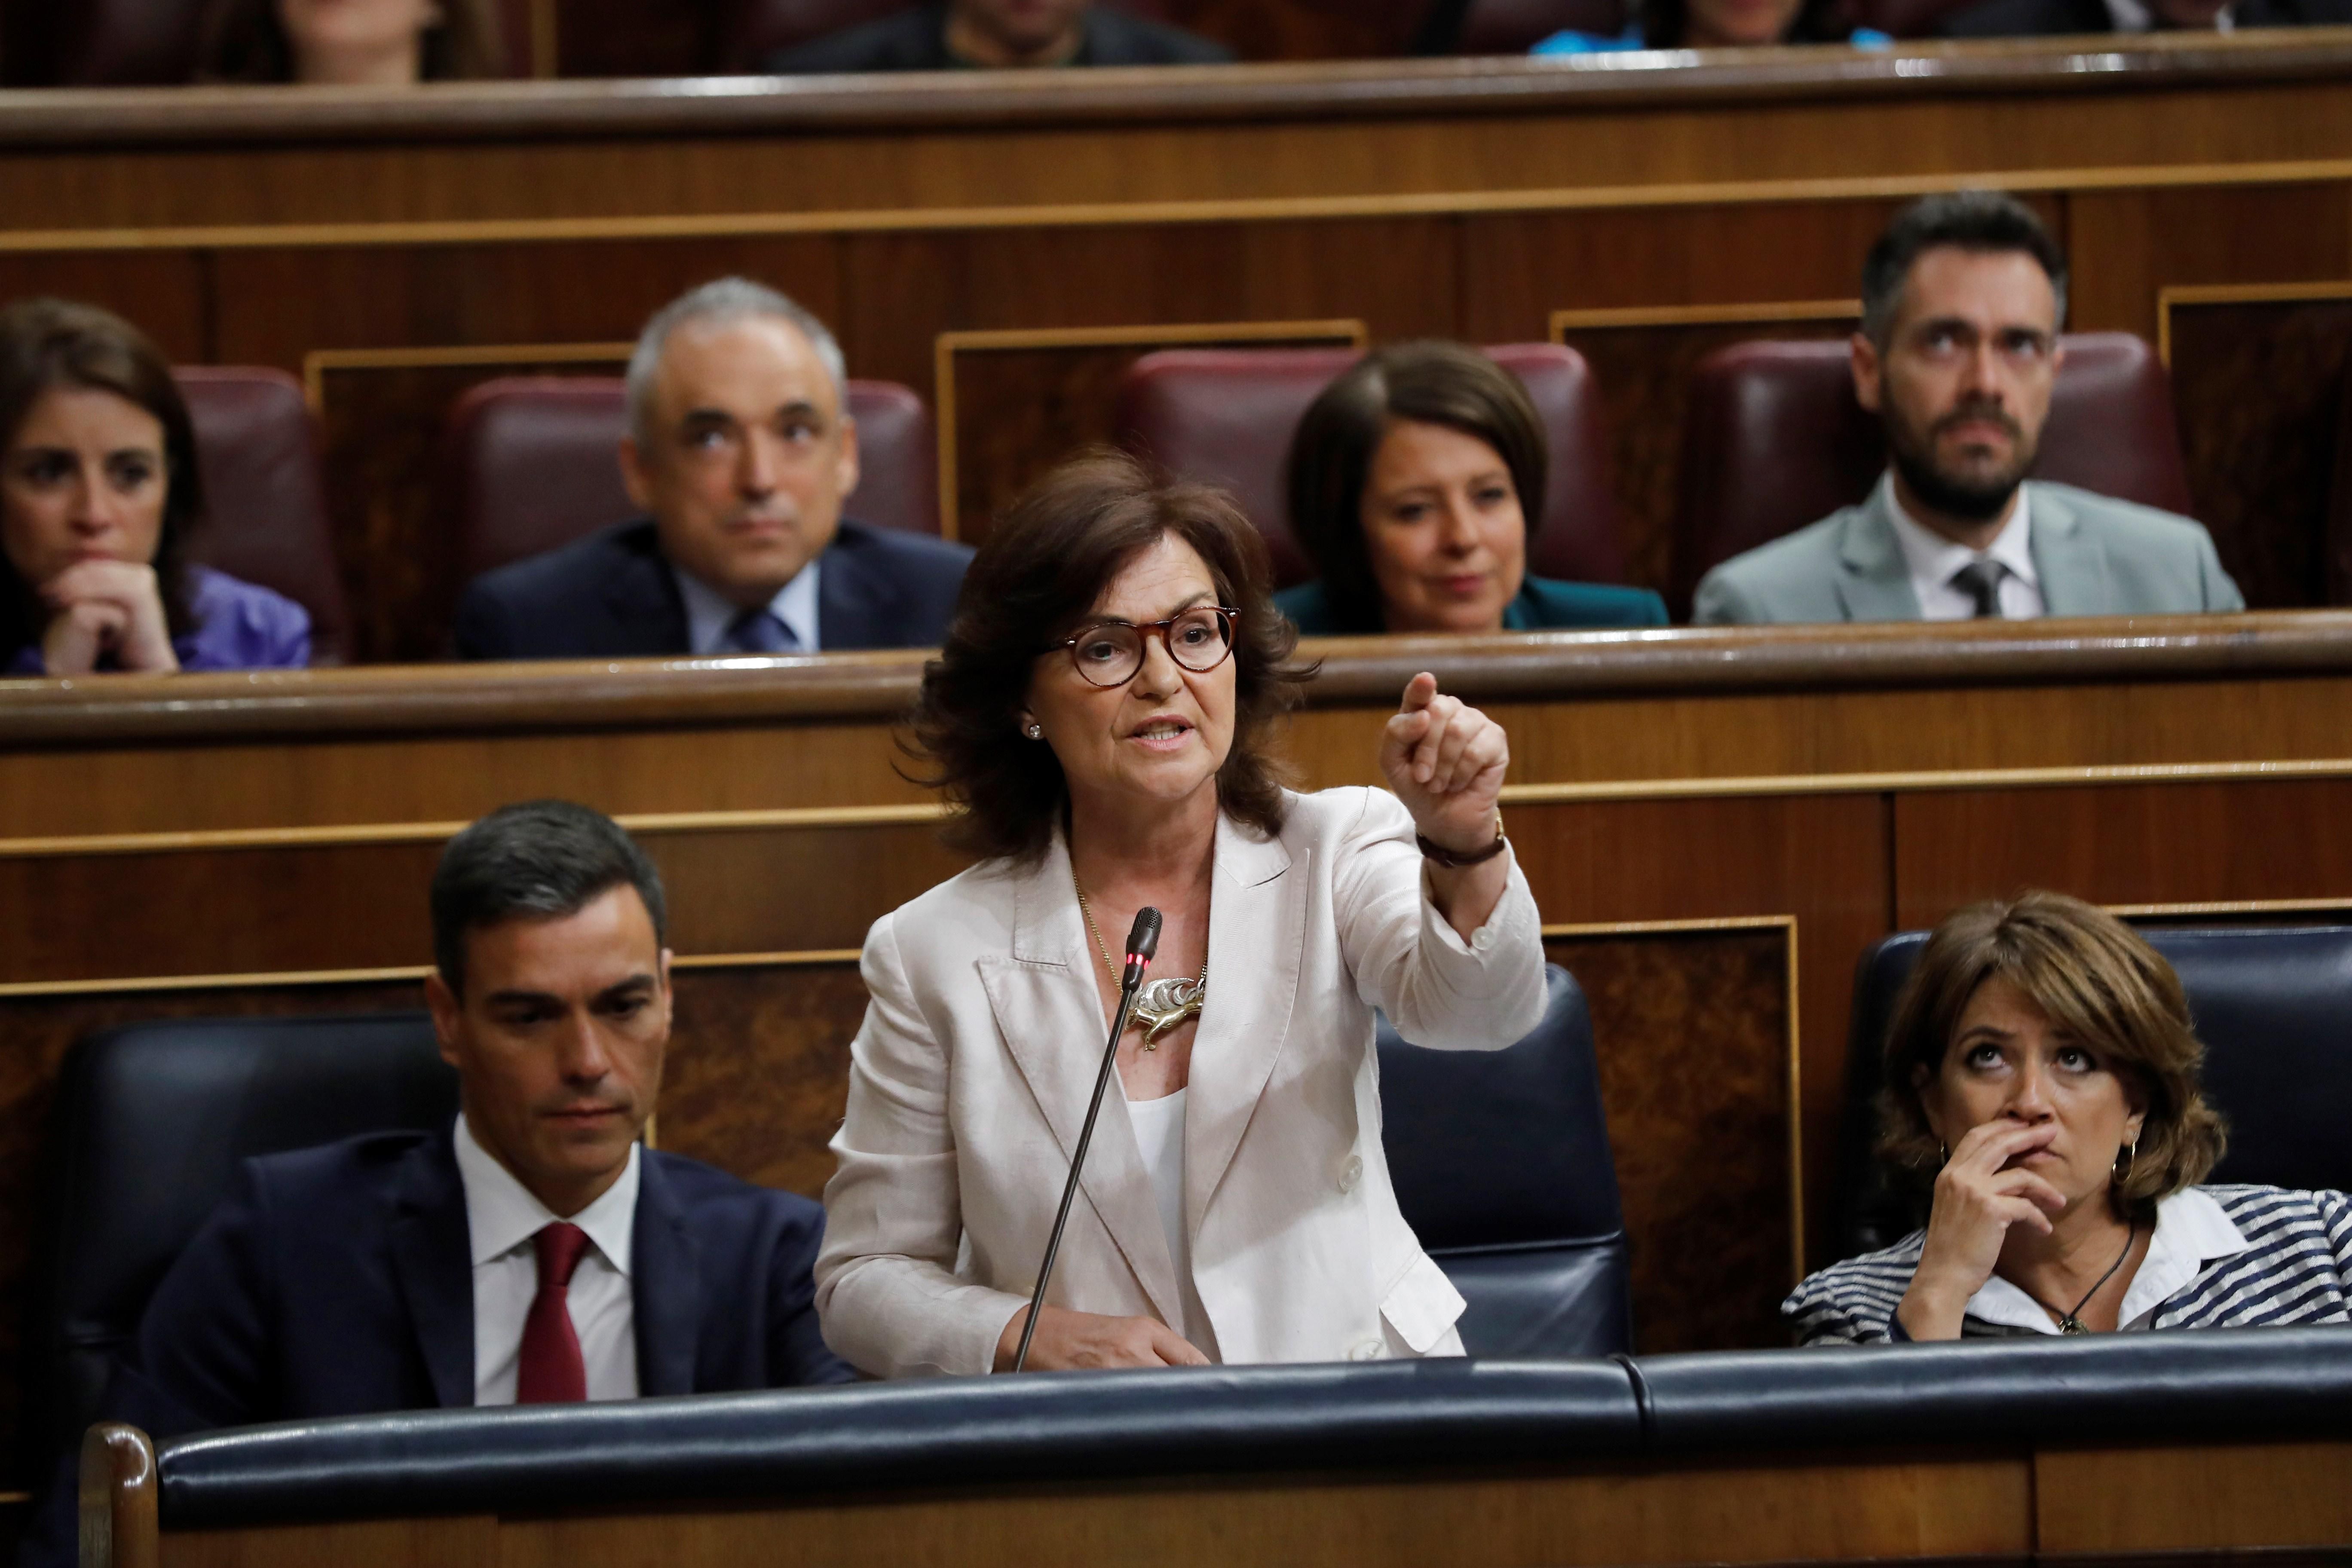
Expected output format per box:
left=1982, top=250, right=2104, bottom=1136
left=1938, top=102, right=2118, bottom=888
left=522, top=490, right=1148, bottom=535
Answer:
left=1112, top=343, right=1625, bottom=591
left=173, top=368, right=352, bottom=666
left=1672, top=332, right=2193, bottom=616
left=1455, top=0, right=1630, bottom=49
left=445, top=376, right=939, bottom=583
left=721, top=0, right=1170, bottom=69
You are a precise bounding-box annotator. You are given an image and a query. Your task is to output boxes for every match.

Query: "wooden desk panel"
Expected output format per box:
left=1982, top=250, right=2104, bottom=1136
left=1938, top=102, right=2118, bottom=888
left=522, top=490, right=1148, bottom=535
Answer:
left=159, top=1452, right=2042, bottom=1568
left=5, top=617, right=2352, bottom=1450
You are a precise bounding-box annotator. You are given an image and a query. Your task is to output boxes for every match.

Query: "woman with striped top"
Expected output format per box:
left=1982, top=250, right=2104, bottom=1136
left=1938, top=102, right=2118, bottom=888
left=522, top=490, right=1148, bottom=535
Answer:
left=1785, top=891, right=2352, bottom=1345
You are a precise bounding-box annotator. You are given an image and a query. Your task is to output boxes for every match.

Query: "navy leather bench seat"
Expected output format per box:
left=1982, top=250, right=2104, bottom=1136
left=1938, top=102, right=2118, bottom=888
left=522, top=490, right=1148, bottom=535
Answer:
left=151, top=1330, right=2352, bottom=1531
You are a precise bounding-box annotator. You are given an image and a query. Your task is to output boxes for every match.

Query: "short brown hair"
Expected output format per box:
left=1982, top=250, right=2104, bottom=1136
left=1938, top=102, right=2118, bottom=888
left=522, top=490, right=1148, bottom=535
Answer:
left=910, top=450, right=1314, bottom=864
left=1879, top=891, right=2227, bottom=1221
left=0, top=298, right=199, bottom=652
left=197, top=0, right=507, bottom=81
left=1284, top=342, right=1547, bottom=634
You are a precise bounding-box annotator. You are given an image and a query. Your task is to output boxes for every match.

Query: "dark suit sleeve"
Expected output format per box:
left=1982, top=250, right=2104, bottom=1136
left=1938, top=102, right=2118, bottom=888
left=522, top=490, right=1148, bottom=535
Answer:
left=768, top=1198, right=857, bottom=1386
left=17, top=1166, right=284, bottom=1568
left=450, top=578, right=518, bottom=661
left=113, top=1161, right=286, bottom=1434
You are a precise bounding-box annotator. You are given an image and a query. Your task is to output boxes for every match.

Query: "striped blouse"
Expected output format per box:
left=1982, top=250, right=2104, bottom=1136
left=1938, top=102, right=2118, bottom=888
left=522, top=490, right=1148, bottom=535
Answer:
left=1783, top=1185, right=2352, bottom=1346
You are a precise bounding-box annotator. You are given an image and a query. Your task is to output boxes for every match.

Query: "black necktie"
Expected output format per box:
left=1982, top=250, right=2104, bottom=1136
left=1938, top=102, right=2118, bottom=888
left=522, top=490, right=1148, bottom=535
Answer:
left=1949, top=560, right=2006, bottom=619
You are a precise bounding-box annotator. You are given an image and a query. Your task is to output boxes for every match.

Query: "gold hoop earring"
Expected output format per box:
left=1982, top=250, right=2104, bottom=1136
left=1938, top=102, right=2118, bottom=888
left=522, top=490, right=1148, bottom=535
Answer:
left=2114, top=1136, right=2138, bottom=1182
left=1939, top=1141, right=1950, bottom=1166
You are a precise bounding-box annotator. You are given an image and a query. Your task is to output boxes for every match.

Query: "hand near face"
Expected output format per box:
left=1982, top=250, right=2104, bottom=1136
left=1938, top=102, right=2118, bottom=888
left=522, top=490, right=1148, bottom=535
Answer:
left=994, top=1305, right=1210, bottom=1372
left=37, top=559, right=178, bottom=675
left=1895, top=1120, right=2068, bottom=1341
left=1379, top=672, right=1507, bottom=853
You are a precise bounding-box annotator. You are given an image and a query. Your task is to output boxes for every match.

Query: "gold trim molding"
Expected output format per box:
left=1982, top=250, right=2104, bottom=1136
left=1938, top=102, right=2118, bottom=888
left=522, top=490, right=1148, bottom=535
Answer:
left=0, top=948, right=865, bottom=1001
left=9, top=158, right=2352, bottom=257
left=9, top=758, right=2351, bottom=863
left=1551, top=299, right=1859, bottom=334
left=1498, top=756, right=2352, bottom=805
left=0, top=803, right=949, bottom=863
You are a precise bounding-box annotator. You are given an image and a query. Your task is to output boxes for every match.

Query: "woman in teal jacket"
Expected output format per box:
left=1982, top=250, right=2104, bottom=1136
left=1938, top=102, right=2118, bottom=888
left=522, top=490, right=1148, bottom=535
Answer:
left=1275, top=341, right=1665, bottom=636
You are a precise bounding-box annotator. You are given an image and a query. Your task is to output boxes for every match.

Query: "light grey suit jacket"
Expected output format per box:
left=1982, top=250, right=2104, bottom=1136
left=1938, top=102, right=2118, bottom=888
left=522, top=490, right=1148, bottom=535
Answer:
left=1691, top=478, right=2245, bottom=625
left=814, top=787, right=1547, bottom=1378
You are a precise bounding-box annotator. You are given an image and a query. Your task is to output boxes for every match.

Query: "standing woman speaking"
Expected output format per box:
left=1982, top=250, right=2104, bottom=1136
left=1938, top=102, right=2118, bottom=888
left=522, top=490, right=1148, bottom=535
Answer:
left=816, top=453, right=1548, bottom=1376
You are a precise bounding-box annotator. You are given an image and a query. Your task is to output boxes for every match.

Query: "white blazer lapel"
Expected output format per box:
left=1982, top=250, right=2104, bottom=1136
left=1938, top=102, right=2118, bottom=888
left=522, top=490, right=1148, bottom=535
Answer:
left=1183, top=815, right=1305, bottom=1241
left=978, top=835, right=1183, bottom=1325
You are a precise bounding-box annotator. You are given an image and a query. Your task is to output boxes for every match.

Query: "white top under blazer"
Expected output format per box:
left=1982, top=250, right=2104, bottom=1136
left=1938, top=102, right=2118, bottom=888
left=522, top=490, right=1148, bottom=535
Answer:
left=814, top=786, right=1549, bottom=1377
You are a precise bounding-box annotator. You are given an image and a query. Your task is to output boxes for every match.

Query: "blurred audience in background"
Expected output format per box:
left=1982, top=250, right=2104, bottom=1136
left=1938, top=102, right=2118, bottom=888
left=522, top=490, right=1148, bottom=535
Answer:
left=1940, top=0, right=2349, bottom=37
left=1694, top=193, right=2240, bottom=626
left=0, top=299, right=308, bottom=677
left=1534, top=0, right=1890, bottom=53
left=452, top=278, right=971, bottom=660
left=768, top=0, right=1231, bottom=71
left=197, top=0, right=505, bottom=85
left=1278, top=342, right=1666, bottom=636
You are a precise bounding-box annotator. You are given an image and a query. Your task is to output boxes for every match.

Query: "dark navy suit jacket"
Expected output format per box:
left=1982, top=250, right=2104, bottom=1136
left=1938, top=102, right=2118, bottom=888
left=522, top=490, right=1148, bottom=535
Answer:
left=769, top=3, right=1232, bottom=70
left=22, top=1130, right=850, bottom=1566
left=450, top=517, right=972, bottom=660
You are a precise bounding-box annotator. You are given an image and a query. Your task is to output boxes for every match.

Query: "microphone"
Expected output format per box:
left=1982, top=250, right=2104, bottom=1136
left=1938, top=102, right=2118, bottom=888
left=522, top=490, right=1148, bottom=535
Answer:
left=1122, top=907, right=1162, bottom=989
left=1012, top=906, right=1160, bottom=1373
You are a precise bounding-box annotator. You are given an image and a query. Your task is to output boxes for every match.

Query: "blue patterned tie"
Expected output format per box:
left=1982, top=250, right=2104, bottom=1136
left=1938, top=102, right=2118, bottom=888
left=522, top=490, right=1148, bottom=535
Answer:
left=721, top=607, right=799, bottom=654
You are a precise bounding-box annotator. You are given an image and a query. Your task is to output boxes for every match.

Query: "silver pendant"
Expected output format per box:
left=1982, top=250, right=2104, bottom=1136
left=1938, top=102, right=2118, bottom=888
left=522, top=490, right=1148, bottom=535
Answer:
left=2057, top=1317, right=2085, bottom=1335
left=1131, top=975, right=1206, bottom=1048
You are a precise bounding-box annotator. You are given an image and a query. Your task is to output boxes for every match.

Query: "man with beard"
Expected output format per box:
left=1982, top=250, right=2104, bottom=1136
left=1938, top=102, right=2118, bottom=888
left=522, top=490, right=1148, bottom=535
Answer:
left=1693, top=193, right=2241, bottom=625
left=767, top=0, right=1231, bottom=72
left=453, top=278, right=972, bottom=659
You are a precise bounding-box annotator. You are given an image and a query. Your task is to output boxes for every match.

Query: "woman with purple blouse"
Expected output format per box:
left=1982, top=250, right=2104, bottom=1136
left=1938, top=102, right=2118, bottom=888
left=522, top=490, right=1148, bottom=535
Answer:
left=0, top=298, right=308, bottom=678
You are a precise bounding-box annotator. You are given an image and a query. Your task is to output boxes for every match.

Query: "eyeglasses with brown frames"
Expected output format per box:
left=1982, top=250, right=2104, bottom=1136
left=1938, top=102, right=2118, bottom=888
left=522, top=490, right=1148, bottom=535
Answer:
left=1057, top=605, right=1239, bottom=688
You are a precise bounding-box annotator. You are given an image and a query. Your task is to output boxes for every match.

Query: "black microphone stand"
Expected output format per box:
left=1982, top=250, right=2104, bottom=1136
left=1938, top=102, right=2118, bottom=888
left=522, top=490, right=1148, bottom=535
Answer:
left=1012, top=908, right=1160, bottom=1372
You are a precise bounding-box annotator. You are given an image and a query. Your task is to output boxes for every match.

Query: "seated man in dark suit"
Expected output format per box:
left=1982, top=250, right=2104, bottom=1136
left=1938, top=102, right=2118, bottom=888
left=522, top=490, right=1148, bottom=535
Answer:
left=1941, top=0, right=2347, bottom=38
left=24, top=802, right=851, bottom=1565
left=768, top=0, right=1231, bottom=71
left=453, top=279, right=971, bottom=659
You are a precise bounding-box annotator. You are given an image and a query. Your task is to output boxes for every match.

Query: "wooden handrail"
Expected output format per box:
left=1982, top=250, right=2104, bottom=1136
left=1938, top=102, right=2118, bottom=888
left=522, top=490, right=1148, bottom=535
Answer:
left=77, top=1423, right=156, bottom=1568
left=0, top=30, right=2350, bottom=148
left=1, top=611, right=2348, bottom=747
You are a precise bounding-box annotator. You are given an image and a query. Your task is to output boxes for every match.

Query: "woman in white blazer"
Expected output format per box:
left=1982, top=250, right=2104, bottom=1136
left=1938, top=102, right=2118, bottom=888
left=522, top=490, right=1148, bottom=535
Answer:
left=815, top=452, right=1550, bottom=1378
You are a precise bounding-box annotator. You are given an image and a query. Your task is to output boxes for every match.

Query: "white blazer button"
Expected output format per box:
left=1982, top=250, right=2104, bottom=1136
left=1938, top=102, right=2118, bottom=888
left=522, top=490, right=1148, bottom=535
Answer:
left=1470, top=924, right=1497, bottom=952
left=1338, top=1154, right=1363, bottom=1193
left=1348, top=1338, right=1385, bottom=1362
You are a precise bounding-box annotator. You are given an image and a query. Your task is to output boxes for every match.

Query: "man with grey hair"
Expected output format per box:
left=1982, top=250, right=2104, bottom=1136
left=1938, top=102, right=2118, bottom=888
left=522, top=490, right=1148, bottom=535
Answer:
left=453, top=278, right=971, bottom=659
left=1694, top=193, right=2240, bottom=625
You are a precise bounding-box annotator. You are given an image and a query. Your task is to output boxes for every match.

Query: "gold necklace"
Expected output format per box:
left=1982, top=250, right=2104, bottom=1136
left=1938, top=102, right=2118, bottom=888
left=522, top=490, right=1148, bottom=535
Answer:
left=1073, top=874, right=1208, bottom=1050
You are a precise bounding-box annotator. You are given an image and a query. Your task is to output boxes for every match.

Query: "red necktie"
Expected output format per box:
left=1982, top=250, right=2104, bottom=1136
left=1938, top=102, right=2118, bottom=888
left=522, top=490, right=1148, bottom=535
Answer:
left=515, top=1222, right=591, bottom=1404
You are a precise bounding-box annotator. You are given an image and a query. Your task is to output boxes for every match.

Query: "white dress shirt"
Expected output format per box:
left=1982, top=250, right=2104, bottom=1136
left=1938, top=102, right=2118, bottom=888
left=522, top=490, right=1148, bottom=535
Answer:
left=453, top=1114, right=641, bottom=1404
left=1885, top=478, right=2046, bottom=621
left=1959, top=1187, right=2251, bottom=1335
left=673, top=560, right=823, bottom=654
left=1122, top=1084, right=1214, bottom=1342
